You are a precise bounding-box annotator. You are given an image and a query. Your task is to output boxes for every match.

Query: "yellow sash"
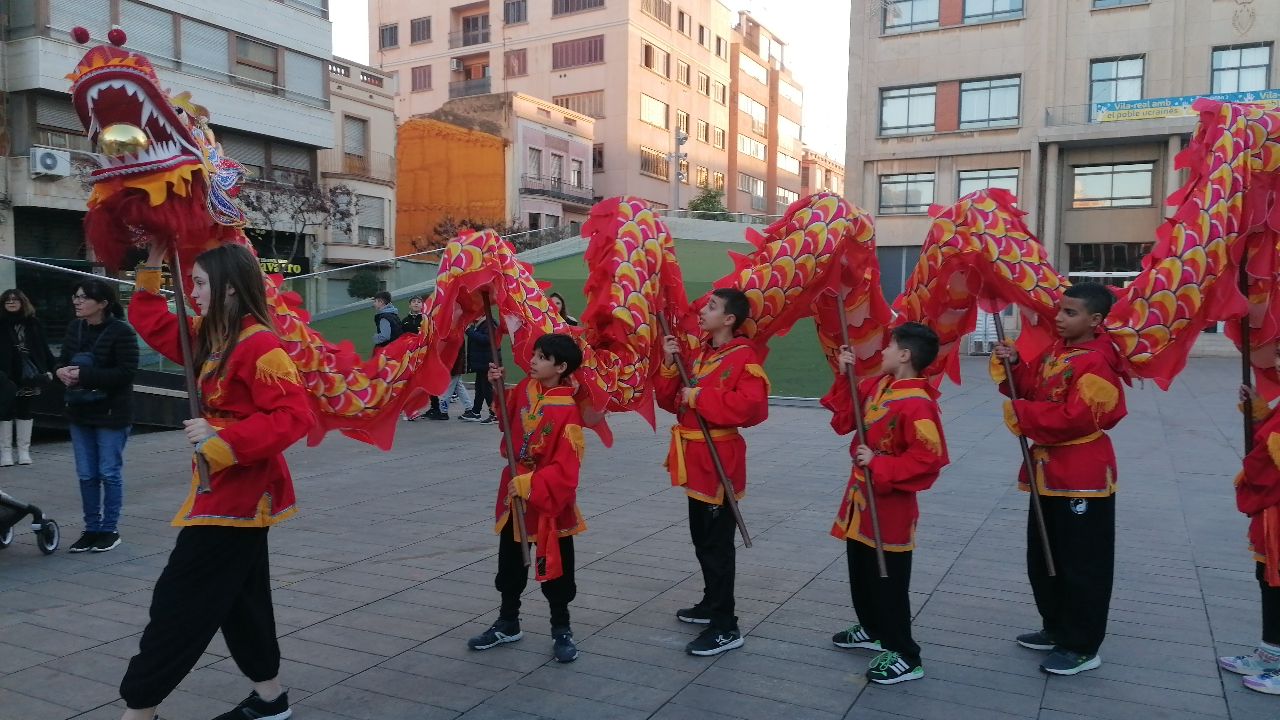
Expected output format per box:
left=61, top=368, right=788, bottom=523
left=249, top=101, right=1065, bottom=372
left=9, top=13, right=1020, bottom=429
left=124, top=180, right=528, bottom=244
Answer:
left=667, top=426, right=739, bottom=486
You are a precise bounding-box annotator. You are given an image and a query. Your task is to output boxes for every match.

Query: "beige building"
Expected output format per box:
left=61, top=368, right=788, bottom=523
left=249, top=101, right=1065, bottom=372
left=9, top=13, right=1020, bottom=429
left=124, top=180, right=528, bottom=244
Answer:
left=726, top=11, right=804, bottom=214
left=368, top=0, right=736, bottom=209
left=801, top=148, right=845, bottom=197
left=846, top=0, right=1280, bottom=300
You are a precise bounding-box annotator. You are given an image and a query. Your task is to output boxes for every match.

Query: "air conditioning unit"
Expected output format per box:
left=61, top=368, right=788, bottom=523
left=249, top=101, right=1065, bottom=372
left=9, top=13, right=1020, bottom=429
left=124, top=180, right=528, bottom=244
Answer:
left=450, top=58, right=464, bottom=72
left=30, top=148, right=71, bottom=178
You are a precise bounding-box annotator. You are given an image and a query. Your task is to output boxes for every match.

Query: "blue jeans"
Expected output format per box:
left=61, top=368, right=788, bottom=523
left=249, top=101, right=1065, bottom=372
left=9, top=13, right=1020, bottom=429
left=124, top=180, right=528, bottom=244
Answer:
left=70, top=424, right=131, bottom=534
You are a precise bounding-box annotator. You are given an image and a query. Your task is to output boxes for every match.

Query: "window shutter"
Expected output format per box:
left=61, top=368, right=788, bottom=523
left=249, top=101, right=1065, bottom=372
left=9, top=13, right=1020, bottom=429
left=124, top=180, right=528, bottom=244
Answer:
left=180, top=19, right=229, bottom=80
left=49, top=0, right=110, bottom=37
left=121, top=1, right=176, bottom=68
left=343, top=117, right=367, bottom=156
left=218, top=131, right=266, bottom=168
left=358, top=195, right=384, bottom=228
left=35, top=96, right=82, bottom=131
left=285, top=52, right=326, bottom=107
left=272, top=143, right=311, bottom=171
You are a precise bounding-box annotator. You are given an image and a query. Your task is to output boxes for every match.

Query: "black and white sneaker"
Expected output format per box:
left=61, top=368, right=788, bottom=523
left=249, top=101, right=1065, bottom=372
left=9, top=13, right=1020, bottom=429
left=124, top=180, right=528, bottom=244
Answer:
left=460, top=410, right=483, bottom=422
left=1016, top=629, right=1057, bottom=651
left=676, top=606, right=712, bottom=625
left=866, top=650, right=923, bottom=685
left=467, top=618, right=523, bottom=650
left=1039, top=649, right=1101, bottom=675
left=211, top=690, right=291, bottom=720
left=67, top=532, right=98, bottom=553
left=832, top=623, right=882, bottom=650
left=686, top=627, right=743, bottom=656
left=482, top=413, right=498, bottom=425
left=552, top=626, right=578, bottom=663
left=91, top=532, right=121, bottom=553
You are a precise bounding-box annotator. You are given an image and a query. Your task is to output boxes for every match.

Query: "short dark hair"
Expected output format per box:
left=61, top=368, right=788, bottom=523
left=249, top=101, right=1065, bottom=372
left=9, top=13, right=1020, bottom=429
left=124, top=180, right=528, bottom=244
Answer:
left=712, top=288, right=750, bottom=332
left=1063, top=282, right=1114, bottom=318
left=534, top=332, right=583, bottom=378
left=892, top=322, right=940, bottom=374
left=373, top=291, right=392, bottom=305
left=74, top=278, right=124, bottom=318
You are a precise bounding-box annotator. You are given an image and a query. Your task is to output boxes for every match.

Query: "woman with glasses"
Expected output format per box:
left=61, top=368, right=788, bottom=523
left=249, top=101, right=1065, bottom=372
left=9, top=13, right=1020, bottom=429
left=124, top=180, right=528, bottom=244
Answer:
left=57, top=280, right=138, bottom=553
left=0, top=289, right=55, bottom=466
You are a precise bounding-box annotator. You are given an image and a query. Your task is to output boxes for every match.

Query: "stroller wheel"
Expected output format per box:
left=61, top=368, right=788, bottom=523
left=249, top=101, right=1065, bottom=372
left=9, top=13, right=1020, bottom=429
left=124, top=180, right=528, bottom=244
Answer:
left=0, top=526, right=12, bottom=549
left=36, top=520, right=59, bottom=555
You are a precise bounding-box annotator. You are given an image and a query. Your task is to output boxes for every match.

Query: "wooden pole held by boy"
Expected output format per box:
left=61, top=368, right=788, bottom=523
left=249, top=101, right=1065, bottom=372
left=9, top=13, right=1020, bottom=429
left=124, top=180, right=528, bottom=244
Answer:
left=483, top=292, right=531, bottom=567
left=836, top=296, right=888, bottom=578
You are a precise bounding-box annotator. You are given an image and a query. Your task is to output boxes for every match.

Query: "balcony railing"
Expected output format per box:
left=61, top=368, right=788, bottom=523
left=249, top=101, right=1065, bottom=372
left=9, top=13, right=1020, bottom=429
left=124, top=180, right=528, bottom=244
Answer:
left=449, top=28, right=491, bottom=48
left=449, top=77, right=492, bottom=99
left=519, top=175, right=594, bottom=205
left=320, top=149, right=396, bottom=181
left=506, top=225, right=577, bottom=252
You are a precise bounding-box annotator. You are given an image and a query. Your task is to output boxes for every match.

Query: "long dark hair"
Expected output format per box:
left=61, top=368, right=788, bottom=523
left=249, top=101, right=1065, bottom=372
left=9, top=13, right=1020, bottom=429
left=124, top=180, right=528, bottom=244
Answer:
left=0, top=289, right=35, bottom=319
left=192, top=245, right=275, bottom=377
left=74, top=278, right=124, bottom=319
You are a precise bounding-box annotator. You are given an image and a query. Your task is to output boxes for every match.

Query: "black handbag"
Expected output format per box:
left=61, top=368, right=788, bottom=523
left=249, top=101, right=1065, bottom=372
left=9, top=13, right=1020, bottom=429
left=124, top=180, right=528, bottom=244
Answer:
left=64, top=320, right=111, bottom=406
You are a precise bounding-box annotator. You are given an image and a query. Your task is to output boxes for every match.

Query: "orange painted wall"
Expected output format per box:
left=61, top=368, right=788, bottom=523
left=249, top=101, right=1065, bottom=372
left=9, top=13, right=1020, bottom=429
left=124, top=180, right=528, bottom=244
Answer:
left=395, top=119, right=506, bottom=256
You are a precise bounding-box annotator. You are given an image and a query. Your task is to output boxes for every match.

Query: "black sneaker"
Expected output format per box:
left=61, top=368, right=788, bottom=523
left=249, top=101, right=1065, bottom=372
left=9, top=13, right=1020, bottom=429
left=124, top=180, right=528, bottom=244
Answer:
left=1016, top=629, right=1057, bottom=651
left=866, top=650, right=923, bottom=685
left=832, top=623, right=882, bottom=650
left=432, top=410, right=450, bottom=420
left=467, top=618, right=523, bottom=650
left=90, top=532, right=121, bottom=553
left=676, top=606, right=712, bottom=625
left=552, top=625, right=578, bottom=663
left=211, top=690, right=291, bottom=720
left=1039, top=649, right=1101, bottom=675
left=482, top=413, right=498, bottom=424
left=460, top=410, right=482, bottom=422
left=686, top=627, right=743, bottom=656
left=68, top=532, right=98, bottom=553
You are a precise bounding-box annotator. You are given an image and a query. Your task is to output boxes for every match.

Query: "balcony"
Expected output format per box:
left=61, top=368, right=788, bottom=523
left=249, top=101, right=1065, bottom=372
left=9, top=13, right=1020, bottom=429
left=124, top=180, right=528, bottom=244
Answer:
left=449, top=28, right=491, bottom=48
left=449, top=77, right=492, bottom=99
left=319, top=149, right=396, bottom=182
left=519, top=175, right=594, bottom=206
left=322, top=238, right=394, bottom=265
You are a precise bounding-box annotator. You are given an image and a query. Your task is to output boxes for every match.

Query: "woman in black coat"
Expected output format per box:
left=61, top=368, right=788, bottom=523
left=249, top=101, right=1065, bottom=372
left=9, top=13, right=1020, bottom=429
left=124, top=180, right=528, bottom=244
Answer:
left=57, top=279, right=138, bottom=554
left=0, top=289, right=55, bottom=466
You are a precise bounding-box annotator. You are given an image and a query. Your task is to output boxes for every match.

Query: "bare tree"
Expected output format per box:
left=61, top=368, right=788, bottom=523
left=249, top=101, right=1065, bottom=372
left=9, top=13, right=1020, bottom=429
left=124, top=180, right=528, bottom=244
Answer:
left=240, top=180, right=359, bottom=259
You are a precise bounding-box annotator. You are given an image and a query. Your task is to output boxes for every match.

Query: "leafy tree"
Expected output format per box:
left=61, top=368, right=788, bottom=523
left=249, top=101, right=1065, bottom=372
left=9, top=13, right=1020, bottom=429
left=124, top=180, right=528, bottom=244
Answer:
left=346, top=269, right=380, bottom=299
left=240, top=179, right=358, bottom=260
left=686, top=188, right=732, bottom=221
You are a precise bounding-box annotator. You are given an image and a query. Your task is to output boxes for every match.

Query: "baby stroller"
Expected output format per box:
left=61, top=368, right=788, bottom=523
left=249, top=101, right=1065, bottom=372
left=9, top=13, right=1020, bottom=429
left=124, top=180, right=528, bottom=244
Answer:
left=0, top=489, right=60, bottom=554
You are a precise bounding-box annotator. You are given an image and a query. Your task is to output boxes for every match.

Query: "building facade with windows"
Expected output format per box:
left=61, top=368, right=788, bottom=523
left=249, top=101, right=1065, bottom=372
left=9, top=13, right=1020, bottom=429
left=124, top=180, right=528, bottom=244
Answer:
left=800, top=148, right=845, bottom=197
left=846, top=0, right=1280, bottom=301
left=370, top=0, right=736, bottom=210
left=726, top=11, right=804, bottom=214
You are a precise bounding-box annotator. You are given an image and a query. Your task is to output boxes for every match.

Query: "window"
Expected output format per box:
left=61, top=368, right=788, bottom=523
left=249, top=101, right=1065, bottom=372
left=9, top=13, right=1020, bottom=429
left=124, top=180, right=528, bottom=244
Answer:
left=777, top=152, right=800, bottom=175
left=181, top=19, right=229, bottom=80
left=1092, top=0, right=1147, bottom=8
left=1090, top=56, right=1144, bottom=107
left=593, top=144, right=604, bottom=171
left=678, top=10, right=692, bottom=35
left=698, top=25, right=710, bottom=49
left=883, top=0, right=939, bottom=34
left=358, top=194, right=386, bottom=246
left=554, top=0, right=605, bottom=16
left=738, top=134, right=766, bottom=160
left=778, top=116, right=802, bottom=142
left=554, top=90, right=605, bottom=118
left=879, top=173, right=935, bottom=214
left=410, top=16, right=431, bottom=43
left=235, top=36, right=278, bottom=90
left=738, top=172, right=765, bottom=201
left=571, top=159, right=584, bottom=188
left=269, top=142, right=312, bottom=185
left=959, top=76, right=1021, bottom=129
left=963, top=0, right=1022, bottom=23
left=1212, top=44, right=1272, bottom=94
left=1072, top=163, right=1155, bottom=208
left=679, top=158, right=690, bottom=184
left=550, top=153, right=564, bottom=182
left=696, top=119, right=710, bottom=142
left=121, top=1, right=175, bottom=68
left=642, top=0, right=673, bottom=25
left=739, top=93, right=767, bottom=135
left=958, top=168, right=1019, bottom=197
left=697, top=72, right=711, bottom=96
left=552, top=35, right=605, bottom=69
left=642, top=41, right=671, bottom=77
left=712, top=81, right=727, bottom=105
left=641, top=94, right=670, bottom=129
left=880, top=85, right=936, bottom=135
left=411, top=65, right=432, bottom=91
left=641, top=146, right=670, bottom=180
left=505, top=49, right=527, bottom=77
left=343, top=116, right=368, bottom=162
left=740, top=54, right=768, bottom=84
left=528, top=147, right=543, bottom=177
left=715, top=36, right=728, bottom=60
left=776, top=187, right=798, bottom=212
left=713, top=171, right=725, bottom=190
left=676, top=110, right=690, bottom=134
left=505, top=0, right=528, bottom=24
left=713, top=127, right=726, bottom=149
left=1069, top=242, right=1153, bottom=274
left=695, top=166, right=709, bottom=188
left=378, top=23, right=398, bottom=49
left=677, top=60, right=691, bottom=86
left=779, top=80, right=803, bottom=105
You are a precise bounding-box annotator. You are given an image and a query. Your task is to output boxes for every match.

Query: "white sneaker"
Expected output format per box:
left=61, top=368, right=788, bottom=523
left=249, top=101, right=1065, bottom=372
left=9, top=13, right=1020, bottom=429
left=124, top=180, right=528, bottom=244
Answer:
left=1244, top=670, right=1280, bottom=694
left=1220, top=644, right=1280, bottom=676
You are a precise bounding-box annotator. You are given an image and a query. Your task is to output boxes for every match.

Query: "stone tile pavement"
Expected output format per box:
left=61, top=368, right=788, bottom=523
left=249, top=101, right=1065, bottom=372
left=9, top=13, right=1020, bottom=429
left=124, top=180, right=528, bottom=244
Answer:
left=0, top=357, right=1270, bottom=719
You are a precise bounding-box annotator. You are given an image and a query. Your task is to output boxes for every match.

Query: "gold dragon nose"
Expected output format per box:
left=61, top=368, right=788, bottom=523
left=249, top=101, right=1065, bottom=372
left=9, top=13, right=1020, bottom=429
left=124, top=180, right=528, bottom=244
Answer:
left=98, top=123, right=149, bottom=156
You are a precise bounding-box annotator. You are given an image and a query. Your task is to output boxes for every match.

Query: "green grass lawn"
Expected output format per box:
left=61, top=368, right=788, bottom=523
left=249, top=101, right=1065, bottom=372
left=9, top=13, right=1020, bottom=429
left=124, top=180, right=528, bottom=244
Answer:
left=310, top=239, right=836, bottom=397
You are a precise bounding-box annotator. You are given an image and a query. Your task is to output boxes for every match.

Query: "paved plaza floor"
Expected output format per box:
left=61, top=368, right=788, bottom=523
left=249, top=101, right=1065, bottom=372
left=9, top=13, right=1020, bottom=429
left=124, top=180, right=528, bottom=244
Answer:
left=0, top=357, right=1271, bottom=719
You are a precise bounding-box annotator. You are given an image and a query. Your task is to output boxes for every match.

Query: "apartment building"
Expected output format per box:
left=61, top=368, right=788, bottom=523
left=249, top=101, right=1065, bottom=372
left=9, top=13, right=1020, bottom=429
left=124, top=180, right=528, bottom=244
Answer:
left=846, top=0, right=1280, bottom=300
left=801, top=148, right=845, bottom=197
left=726, top=11, right=804, bottom=214
left=370, top=0, right=736, bottom=209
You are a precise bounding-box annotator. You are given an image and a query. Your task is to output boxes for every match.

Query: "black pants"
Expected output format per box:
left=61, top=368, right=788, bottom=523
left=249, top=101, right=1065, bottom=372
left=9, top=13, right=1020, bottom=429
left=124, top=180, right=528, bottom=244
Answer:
left=472, top=370, right=492, bottom=414
left=496, top=521, right=576, bottom=628
left=847, top=540, right=920, bottom=666
left=120, top=526, right=280, bottom=709
left=689, top=497, right=737, bottom=631
left=0, top=393, right=34, bottom=421
left=1257, top=562, right=1280, bottom=646
left=1027, top=494, right=1115, bottom=656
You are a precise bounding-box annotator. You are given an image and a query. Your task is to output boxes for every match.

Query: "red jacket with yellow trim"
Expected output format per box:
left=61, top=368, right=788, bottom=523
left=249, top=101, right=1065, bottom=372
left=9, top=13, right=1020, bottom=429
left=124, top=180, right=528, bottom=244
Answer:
left=991, top=335, right=1127, bottom=497
left=129, top=273, right=314, bottom=527
left=654, top=337, right=769, bottom=505
left=1237, top=399, right=1280, bottom=585
left=822, top=374, right=949, bottom=550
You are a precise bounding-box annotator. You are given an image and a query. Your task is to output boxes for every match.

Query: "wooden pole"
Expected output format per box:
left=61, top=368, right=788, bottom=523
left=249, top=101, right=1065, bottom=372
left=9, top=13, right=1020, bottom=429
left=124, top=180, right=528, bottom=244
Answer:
left=169, top=255, right=212, bottom=495
left=1240, top=249, right=1255, bottom=454
left=993, top=319, right=1056, bottom=577
left=657, top=314, right=752, bottom=547
left=835, top=297, right=888, bottom=578
left=483, top=293, right=531, bottom=567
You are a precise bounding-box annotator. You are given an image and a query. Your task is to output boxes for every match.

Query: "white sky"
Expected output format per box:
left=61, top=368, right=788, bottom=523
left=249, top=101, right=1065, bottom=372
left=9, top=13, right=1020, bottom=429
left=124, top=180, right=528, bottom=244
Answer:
left=330, top=0, right=849, bottom=160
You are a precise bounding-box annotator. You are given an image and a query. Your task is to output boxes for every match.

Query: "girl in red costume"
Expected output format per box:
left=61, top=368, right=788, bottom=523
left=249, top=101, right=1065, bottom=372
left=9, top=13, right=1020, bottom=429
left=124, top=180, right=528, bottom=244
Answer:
left=118, top=242, right=314, bottom=720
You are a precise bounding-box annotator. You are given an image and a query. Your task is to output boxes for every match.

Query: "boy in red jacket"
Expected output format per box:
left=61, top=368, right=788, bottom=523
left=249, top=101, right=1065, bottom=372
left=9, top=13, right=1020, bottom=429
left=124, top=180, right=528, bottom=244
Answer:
left=1219, top=344, right=1280, bottom=694
left=656, top=288, right=769, bottom=656
left=467, top=333, right=588, bottom=663
left=823, top=322, right=948, bottom=685
left=992, top=282, right=1128, bottom=676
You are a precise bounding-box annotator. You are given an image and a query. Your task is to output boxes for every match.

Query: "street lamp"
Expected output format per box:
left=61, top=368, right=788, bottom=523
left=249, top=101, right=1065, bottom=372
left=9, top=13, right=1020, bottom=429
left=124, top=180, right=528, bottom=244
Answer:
left=668, top=129, right=688, bottom=213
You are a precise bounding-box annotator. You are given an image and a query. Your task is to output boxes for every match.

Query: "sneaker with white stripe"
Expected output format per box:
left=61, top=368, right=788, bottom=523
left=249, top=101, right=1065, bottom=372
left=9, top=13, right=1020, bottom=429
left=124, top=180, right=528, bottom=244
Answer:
left=1220, top=644, right=1280, bottom=676
left=866, top=650, right=923, bottom=684
left=832, top=623, right=882, bottom=651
